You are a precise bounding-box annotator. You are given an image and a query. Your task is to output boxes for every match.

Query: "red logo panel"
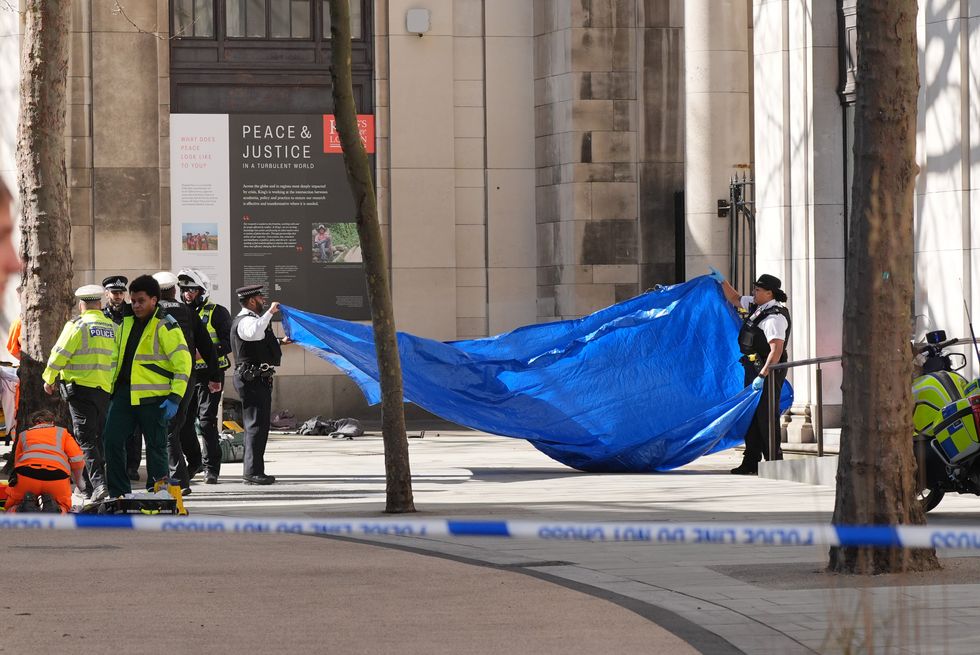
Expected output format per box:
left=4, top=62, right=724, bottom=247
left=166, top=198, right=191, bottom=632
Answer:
left=324, top=115, right=375, bottom=154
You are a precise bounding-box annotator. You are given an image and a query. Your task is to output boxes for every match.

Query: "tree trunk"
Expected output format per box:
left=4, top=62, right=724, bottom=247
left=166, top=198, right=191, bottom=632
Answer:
left=327, top=0, right=415, bottom=513
left=828, top=0, right=938, bottom=574
left=14, top=0, right=73, bottom=431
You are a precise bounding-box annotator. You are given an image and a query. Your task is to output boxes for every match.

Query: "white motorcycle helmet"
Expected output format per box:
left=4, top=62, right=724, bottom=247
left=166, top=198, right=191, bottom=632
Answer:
left=177, top=268, right=211, bottom=305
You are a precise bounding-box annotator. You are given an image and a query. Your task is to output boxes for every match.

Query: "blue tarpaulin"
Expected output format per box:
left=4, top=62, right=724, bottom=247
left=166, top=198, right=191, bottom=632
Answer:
left=280, top=276, right=792, bottom=472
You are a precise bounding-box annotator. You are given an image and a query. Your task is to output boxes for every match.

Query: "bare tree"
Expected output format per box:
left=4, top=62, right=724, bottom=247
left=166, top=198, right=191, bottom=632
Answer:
left=14, top=0, right=73, bottom=429
left=829, top=0, right=939, bottom=574
left=327, top=0, right=414, bottom=513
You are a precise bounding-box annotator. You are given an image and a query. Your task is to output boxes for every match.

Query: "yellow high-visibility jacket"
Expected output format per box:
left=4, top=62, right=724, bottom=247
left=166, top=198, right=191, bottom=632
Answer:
left=42, top=310, right=120, bottom=394
left=114, top=308, right=192, bottom=405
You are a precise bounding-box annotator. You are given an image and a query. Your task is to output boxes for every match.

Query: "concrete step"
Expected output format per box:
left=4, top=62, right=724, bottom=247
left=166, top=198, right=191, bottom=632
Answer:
left=758, top=454, right=839, bottom=486
left=783, top=428, right=840, bottom=455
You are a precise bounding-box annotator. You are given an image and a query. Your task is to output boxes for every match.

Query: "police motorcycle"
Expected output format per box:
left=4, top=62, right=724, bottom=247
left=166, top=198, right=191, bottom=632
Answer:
left=912, top=330, right=980, bottom=512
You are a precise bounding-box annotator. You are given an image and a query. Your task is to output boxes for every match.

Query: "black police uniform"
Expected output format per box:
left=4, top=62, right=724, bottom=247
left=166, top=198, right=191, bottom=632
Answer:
left=158, top=297, right=218, bottom=490
left=738, top=302, right=791, bottom=467
left=231, top=299, right=282, bottom=483
left=101, top=276, right=142, bottom=480
left=179, top=301, right=233, bottom=482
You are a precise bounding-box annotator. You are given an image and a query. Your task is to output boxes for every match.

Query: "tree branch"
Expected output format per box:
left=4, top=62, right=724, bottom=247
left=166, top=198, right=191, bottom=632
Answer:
left=113, top=1, right=200, bottom=40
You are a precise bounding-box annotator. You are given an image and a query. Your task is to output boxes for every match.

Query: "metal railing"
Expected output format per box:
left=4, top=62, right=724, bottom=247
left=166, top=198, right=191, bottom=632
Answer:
left=766, top=355, right=842, bottom=459
left=725, top=174, right=756, bottom=294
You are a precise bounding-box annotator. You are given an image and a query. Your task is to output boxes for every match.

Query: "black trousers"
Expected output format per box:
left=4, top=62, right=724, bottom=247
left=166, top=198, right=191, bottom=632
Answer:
left=234, top=374, right=272, bottom=477
left=742, top=365, right=786, bottom=463
left=180, top=374, right=225, bottom=477
left=164, top=386, right=194, bottom=489
left=66, top=385, right=109, bottom=492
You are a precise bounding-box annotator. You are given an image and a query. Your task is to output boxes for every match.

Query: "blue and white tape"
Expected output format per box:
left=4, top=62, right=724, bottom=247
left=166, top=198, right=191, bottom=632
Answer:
left=0, top=515, right=978, bottom=549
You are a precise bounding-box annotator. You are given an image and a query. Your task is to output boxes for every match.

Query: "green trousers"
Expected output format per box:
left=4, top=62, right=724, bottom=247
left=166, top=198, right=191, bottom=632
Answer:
left=103, top=384, right=169, bottom=497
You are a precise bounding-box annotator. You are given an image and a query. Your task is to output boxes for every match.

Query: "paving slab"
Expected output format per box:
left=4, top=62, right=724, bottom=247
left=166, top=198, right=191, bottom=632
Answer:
left=0, top=531, right=695, bottom=655
left=10, top=426, right=980, bottom=653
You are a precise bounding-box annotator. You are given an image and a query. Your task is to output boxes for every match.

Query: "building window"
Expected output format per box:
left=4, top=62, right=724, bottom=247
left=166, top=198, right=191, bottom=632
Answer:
left=227, top=0, right=268, bottom=38
left=227, top=0, right=312, bottom=39
left=173, top=0, right=215, bottom=38
left=273, top=0, right=312, bottom=38
left=322, top=0, right=363, bottom=40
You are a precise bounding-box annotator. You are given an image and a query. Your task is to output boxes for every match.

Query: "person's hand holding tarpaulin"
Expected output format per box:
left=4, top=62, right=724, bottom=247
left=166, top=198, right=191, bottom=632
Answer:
left=280, top=276, right=792, bottom=472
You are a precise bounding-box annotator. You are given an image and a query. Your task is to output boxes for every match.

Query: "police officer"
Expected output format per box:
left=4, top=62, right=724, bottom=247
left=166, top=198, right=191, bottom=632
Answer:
left=177, top=269, right=232, bottom=484
left=102, top=275, right=192, bottom=498
left=153, top=271, right=218, bottom=493
left=102, top=276, right=144, bottom=480
left=41, top=285, right=120, bottom=501
left=102, top=275, right=132, bottom=325
left=231, top=285, right=283, bottom=485
left=711, top=268, right=791, bottom=474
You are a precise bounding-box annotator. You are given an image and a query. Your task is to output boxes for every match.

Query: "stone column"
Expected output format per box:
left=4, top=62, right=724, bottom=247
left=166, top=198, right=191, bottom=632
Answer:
left=683, top=0, right=751, bottom=278
left=90, top=1, right=163, bottom=284
left=752, top=0, right=845, bottom=437
left=387, top=0, right=458, bottom=340
left=534, top=0, right=642, bottom=320
left=67, top=1, right=94, bottom=290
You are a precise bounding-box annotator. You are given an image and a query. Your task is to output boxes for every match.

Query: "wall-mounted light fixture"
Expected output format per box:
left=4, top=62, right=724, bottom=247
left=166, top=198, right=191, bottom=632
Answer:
left=406, top=8, right=430, bottom=38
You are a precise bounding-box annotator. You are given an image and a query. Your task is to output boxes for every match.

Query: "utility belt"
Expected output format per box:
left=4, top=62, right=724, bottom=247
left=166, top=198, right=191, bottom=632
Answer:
left=739, top=353, right=763, bottom=370
left=57, top=380, right=105, bottom=400
left=194, top=360, right=231, bottom=373
left=235, top=362, right=276, bottom=382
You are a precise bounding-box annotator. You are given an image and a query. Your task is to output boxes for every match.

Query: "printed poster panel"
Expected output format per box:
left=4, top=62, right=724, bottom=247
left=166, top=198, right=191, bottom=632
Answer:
left=170, top=114, right=232, bottom=310
left=170, top=114, right=373, bottom=319
left=229, top=114, right=370, bottom=320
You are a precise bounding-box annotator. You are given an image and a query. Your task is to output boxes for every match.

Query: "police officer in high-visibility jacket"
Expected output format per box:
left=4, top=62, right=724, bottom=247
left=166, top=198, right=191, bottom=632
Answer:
left=42, top=284, right=120, bottom=502
left=177, top=269, right=232, bottom=484
left=102, top=275, right=192, bottom=498
left=5, top=410, right=86, bottom=513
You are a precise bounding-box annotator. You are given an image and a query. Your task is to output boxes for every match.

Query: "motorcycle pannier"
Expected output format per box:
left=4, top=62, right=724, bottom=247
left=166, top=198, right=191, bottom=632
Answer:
left=934, top=398, right=980, bottom=463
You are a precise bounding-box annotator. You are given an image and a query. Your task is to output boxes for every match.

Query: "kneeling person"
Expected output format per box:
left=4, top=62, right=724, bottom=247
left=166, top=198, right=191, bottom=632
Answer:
left=5, top=411, right=85, bottom=513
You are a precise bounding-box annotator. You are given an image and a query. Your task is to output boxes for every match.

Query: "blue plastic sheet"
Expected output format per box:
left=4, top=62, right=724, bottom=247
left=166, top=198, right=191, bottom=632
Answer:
left=280, top=276, right=793, bottom=472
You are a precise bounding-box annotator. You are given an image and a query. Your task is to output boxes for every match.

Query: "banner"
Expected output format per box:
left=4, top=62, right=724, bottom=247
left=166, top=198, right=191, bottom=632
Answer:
left=170, top=114, right=232, bottom=309
left=170, top=114, right=373, bottom=319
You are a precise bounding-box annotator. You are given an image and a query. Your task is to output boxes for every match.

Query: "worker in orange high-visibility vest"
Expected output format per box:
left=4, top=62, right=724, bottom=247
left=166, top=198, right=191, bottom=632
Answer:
left=5, top=411, right=86, bottom=513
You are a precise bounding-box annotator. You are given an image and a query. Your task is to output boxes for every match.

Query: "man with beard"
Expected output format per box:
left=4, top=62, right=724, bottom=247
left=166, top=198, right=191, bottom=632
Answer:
left=102, top=275, right=132, bottom=325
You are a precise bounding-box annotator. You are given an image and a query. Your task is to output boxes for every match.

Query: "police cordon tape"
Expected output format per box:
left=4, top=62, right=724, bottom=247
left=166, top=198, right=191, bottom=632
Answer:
left=2, top=515, right=980, bottom=548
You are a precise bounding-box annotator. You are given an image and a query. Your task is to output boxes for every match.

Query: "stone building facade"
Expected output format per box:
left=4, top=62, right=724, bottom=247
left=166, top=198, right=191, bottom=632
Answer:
left=0, top=0, right=976, bottom=427
left=0, top=0, right=692, bottom=419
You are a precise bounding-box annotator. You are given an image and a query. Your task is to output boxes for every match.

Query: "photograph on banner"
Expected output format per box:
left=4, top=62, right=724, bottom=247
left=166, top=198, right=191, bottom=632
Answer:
left=312, top=222, right=361, bottom=264
left=182, top=222, right=219, bottom=251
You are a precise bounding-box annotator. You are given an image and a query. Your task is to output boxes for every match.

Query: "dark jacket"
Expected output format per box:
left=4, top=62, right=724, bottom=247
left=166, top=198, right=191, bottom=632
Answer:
left=158, top=299, right=220, bottom=383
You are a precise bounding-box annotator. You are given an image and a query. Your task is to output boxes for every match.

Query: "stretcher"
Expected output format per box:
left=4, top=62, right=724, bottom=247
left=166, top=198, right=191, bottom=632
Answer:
left=78, top=490, right=179, bottom=515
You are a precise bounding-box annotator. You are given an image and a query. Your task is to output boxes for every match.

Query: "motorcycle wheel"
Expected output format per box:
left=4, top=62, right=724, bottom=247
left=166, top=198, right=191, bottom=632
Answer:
left=917, top=487, right=945, bottom=513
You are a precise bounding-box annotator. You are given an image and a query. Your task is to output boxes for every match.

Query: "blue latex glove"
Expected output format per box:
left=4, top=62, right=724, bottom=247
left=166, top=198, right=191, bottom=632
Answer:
left=708, top=266, right=725, bottom=283
left=160, top=398, right=179, bottom=421
left=751, top=376, right=765, bottom=391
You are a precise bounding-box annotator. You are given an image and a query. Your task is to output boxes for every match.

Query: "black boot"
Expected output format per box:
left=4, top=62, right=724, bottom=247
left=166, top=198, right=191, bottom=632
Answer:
left=730, top=461, right=759, bottom=475
left=19, top=492, right=41, bottom=512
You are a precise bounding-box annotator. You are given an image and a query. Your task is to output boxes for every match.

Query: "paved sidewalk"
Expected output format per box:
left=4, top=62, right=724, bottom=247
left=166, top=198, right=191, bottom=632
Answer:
left=1, top=529, right=692, bottom=655
left=169, top=427, right=980, bottom=655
